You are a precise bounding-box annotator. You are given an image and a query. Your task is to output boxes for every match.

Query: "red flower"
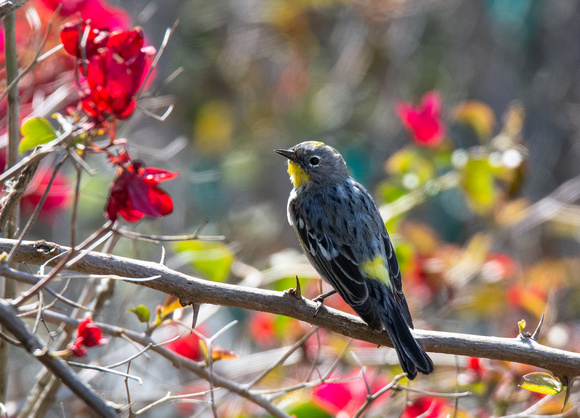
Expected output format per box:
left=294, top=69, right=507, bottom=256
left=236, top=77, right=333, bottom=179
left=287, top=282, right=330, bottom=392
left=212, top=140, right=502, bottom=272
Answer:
left=396, top=91, right=445, bottom=147
left=166, top=333, right=204, bottom=362
left=60, top=22, right=110, bottom=61
left=82, top=28, right=155, bottom=121
left=105, top=150, right=178, bottom=222
left=68, top=317, right=108, bottom=357
left=60, top=24, right=156, bottom=126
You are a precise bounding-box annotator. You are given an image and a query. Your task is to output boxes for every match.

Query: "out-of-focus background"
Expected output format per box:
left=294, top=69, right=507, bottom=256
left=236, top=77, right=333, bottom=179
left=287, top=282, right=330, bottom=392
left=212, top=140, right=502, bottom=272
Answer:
left=5, top=0, right=580, bottom=416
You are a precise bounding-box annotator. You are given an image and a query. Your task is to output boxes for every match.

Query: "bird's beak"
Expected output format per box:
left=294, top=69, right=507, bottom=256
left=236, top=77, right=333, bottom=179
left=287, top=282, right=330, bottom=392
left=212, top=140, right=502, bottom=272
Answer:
left=274, top=148, right=296, bottom=161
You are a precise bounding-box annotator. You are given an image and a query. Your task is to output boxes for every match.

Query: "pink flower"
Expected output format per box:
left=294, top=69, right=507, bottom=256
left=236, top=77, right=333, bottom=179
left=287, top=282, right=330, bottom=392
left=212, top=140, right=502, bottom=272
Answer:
left=396, top=91, right=445, bottom=147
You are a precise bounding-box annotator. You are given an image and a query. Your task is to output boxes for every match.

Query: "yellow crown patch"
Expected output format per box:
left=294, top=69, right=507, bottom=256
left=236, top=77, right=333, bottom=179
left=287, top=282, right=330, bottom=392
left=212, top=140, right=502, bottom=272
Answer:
left=305, top=141, right=325, bottom=147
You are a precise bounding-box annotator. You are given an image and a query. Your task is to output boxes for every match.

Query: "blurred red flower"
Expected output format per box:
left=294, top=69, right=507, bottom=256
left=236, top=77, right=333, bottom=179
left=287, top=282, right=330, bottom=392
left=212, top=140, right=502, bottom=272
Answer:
left=105, top=150, right=178, bottom=222
left=396, top=91, right=445, bottom=147
left=401, top=396, right=449, bottom=418
left=21, top=168, right=72, bottom=220
left=249, top=311, right=277, bottom=347
left=36, top=0, right=130, bottom=30
left=165, top=332, right=204, bottom=362
left=69, top=317, right=109, bottom=357
left=312, top=371, right=389, bottom=416
left=0, top=148, right=72, bottom=220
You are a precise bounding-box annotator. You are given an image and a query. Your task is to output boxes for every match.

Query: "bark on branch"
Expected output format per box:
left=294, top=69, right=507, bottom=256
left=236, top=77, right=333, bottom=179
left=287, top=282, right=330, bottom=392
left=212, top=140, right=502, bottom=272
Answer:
left=1, top=238, right=579, bottom=381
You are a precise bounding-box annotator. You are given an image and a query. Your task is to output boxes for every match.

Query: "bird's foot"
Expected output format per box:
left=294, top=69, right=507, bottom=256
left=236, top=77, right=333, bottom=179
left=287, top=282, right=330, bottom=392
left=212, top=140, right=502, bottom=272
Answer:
left=312, top=289, right=337, bottom=317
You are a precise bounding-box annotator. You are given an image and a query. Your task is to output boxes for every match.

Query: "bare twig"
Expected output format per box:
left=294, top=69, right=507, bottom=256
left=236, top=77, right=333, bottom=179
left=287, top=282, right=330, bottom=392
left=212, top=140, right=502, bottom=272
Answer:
left=0, top=300, right=120, bottom=417
left=246, top=327, right=319, bottom=389
left=68, top=361, right=143, bottom=384
left=34, top=309, right=291, bottom=418
left=134, top=390, right=212, bottom=415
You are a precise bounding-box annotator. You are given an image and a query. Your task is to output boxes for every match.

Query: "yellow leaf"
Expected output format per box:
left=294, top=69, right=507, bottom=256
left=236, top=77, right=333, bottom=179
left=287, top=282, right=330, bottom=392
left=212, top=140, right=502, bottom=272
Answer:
left=453, top=101, right=496, bottom=140
left=520, top=372, right=562, bottom=395
left=211, top=346, right=237, bottom=361
left=502, top=101, right=525, bottom=139
left=156, top=295, right=183, bottom=324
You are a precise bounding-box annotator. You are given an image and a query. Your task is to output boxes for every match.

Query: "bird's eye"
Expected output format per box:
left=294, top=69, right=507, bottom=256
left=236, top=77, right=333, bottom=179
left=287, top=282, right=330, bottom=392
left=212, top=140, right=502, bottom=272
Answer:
left=309, top=156, right=320, bottom=166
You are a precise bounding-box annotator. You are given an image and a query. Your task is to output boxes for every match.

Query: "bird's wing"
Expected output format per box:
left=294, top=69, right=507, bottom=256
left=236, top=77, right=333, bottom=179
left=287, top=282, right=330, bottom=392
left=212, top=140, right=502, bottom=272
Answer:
left=289, top=199, right=383, bottom=329
left=383, top=234, right=414, bottom=328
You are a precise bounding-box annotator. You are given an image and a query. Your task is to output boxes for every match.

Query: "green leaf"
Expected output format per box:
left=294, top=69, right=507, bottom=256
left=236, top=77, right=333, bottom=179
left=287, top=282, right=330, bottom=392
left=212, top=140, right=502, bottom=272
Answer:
left=520, top=372, right=562, bottom=395
left=461, top=157, right=497, bottom=215
left=19, top=117, right=57, bottom=154
left=174, top=241, right=234, bottom=282
left=289, top=401, right=332, bottom=418
left=129, top=304, right=150, bottom=323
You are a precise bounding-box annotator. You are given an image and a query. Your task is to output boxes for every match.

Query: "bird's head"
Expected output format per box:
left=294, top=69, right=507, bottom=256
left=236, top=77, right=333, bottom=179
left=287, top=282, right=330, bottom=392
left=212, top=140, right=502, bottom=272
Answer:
left=275, top=141, right=348, bottom=188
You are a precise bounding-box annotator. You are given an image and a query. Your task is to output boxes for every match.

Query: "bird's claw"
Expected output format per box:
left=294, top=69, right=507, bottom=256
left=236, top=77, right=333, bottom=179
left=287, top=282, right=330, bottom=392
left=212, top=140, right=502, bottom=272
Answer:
left=313, top=297, right=325, bottom=317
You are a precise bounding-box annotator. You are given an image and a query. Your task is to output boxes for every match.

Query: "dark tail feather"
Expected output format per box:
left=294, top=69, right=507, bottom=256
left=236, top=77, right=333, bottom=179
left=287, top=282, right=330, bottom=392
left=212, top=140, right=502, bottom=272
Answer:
left=381, top=291, right=433, bottom=380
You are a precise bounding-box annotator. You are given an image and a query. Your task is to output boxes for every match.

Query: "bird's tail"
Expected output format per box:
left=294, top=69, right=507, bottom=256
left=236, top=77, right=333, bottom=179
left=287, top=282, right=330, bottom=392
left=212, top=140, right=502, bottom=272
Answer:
left=380, top=291, right=433, bottom=380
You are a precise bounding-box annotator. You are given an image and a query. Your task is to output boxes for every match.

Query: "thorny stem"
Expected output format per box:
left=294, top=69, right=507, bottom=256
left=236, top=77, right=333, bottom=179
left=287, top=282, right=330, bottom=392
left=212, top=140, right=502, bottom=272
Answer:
left=1, top=8, right=20, bottom=405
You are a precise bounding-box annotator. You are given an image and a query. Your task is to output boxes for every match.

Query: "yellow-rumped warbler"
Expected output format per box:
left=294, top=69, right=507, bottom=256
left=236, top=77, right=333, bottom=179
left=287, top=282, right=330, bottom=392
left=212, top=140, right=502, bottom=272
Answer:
left=275, top=141, right=433, bottom=379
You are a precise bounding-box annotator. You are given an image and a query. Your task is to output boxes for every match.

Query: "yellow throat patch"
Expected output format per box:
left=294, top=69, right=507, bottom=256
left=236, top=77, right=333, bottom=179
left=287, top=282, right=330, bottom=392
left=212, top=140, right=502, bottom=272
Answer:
left=288, top=161, right=309, bottom=188
left=360, top=255, right=393, bottom=290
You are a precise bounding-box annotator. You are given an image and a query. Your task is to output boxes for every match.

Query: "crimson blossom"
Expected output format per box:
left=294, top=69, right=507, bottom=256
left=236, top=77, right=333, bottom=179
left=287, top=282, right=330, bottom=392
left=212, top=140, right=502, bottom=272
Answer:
left=60, top=23, right=156, bottom=133
left=105, top=150, right=178, bottom=222
left=68, top=317, right=109, bottom=357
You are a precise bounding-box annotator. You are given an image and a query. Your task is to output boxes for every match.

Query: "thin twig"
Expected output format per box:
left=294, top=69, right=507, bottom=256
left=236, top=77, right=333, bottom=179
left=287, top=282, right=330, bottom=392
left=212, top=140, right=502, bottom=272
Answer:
left=0, top=300, right=120, bottom=416
left=68, top=361, right=143, bottom=384
left=113, top=221, right=223, bottom=244
left=247, top=327, right=319, bottom=389
left=136, top=20, right=179, bottom=98
left=134, top=390, right=212, bottom=415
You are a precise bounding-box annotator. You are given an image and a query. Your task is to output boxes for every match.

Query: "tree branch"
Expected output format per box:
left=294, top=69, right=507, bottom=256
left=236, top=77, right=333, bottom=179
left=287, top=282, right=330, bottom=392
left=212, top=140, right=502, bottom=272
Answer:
left=1, top=238, right=580, bottom=380
left=0, top=299, right=119, bottom=417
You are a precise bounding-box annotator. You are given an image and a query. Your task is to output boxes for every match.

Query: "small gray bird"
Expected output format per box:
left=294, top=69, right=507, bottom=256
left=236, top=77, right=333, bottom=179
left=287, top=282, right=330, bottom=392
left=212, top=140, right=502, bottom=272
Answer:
left=275, top=141, right=433, bottom=379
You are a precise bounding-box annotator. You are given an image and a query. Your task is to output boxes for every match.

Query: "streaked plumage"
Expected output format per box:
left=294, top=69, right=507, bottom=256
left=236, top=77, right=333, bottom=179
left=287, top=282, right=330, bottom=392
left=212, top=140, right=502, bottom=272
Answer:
left=275, top=141, right=433, bottom=379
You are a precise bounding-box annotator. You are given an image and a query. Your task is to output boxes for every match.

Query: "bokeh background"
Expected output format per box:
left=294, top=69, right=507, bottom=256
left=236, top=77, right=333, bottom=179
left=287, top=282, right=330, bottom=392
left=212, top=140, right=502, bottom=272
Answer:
left=5, top=0, right=580, bottom=416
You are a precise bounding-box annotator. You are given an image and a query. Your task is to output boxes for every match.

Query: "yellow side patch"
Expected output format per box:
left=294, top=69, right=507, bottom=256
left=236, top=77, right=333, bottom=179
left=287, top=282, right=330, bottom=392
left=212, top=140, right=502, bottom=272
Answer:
left=360, top=255, right=393, bottom=290
left=288, top=160, right=310, bottom=188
